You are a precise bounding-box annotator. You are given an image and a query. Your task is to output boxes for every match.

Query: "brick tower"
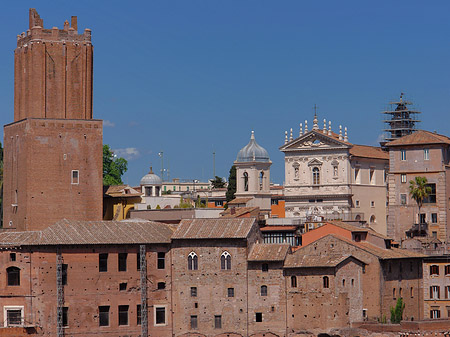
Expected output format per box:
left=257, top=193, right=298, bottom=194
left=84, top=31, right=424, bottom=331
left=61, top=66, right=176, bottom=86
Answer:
left=3, top=9, right=103, bottom=231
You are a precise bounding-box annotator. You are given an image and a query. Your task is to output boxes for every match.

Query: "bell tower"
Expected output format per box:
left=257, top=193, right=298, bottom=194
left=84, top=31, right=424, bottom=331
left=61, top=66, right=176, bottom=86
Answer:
left=3, top=9, right=102, bottom=231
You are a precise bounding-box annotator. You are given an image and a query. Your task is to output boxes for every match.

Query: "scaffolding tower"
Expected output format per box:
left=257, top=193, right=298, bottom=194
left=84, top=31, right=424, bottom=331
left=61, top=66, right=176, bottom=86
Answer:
left=56, top=247, right=64, bottom=337
left=140, top=244, right=148, bottom=337
left=381, top=93, right=421, bottom=145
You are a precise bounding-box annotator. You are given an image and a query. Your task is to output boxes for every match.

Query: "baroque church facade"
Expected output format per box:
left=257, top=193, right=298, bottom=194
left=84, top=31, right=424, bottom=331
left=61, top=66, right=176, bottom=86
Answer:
left=280, top=114, right=389, bottom=235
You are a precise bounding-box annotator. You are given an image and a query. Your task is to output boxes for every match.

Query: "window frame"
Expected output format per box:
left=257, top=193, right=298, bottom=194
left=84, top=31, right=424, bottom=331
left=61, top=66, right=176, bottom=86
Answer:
left=7, top=266, right=20, bottom=286
left=221, top=251, right=231, bottom=270
left=157, top=252, right=165, bottom=269
left=214, top=315, right=222, bottom=329
left=401, top=150, right=406, bottom=161
left=71, top=170, right=79, bottom=185
left=430, top=265, right=440, bottom=276
left=312, top=167, right=320, bottom=185
left=99, top=253, right=108, bottom=272
left=118, top=305, right=129, bottom=326
left=260, top=285, right=268, bottom=296
left=401, top=174, right=407, bottom=183
left=190, top=315, right=198, bottom=330
left=227, top=287, right=235, bottom=297
left=188, top=252, right=198, bottom=271
left=190, top=287, right=197, bottom=297
left=98, top=306, right=110, bottom=327
left=291, top=275, right=297, bottom=288
left=424, top=148, right=430, bottom=160
left=118, top=253, right=127, bottom=272
left=154, top=306, right=167, bottom=326
left=323, top=276, right=329, bottom=289
left=3, top=306, right=24, bottom=327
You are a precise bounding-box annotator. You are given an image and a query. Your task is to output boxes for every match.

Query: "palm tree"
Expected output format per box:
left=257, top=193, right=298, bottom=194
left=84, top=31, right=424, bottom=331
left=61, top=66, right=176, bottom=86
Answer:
left=409, top=176, right=432, bottom=235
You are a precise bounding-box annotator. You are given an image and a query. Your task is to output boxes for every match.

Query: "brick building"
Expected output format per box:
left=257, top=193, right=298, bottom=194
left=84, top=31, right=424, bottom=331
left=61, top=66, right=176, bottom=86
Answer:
left=385, top=130, right=450, bottom=242
left=3, top=9, right=102, bottom=231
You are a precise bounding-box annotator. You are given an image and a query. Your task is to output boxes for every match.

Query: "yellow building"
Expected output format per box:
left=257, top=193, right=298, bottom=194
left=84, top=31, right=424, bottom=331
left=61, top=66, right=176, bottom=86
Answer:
left=103, top=185, right=143, bottom=220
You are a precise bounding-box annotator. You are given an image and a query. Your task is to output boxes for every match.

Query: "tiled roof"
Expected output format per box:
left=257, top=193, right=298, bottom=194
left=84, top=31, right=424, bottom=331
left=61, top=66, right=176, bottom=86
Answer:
left=284, top=253, right=355, bottom=268
left=248, top=243, right=290, bottom=261
left=386, top=130, right=450, bottom=147
left=220, top=207, right=260, bottom=218
left=326, top=221, right=390, bottom=240
left=105, top=185, right=142, bottom=197
left=228, top=197, right=253, bottom=205
left=0, top=219, right=174, bottom=246
left=172, top=218, right=256, bottom=240
left=349, top=144, right=389, bottom=160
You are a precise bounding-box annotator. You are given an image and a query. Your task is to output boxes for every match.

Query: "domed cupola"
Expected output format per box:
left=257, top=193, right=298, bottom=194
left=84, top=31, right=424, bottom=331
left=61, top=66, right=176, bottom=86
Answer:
left=236, top=131, right=270, bottom=162
left=140, top=167, right=162, bottom=186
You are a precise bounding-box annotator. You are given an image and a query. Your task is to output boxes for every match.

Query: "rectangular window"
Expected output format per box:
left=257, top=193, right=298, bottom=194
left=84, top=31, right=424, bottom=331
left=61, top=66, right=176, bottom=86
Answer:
left=157, top=252, right=165, bottom=269
left=214, top=315, right=222, bottom=329
left=430, top=265, right=439, bottom=276
left=445, top=265, right=450, bottom=275
left=71, top=170, right=79, bottom=184
left=99, top=254, right=108, bottom=272
left=419, top=213, right=426, bottom=224
left=255, top=312, right=262, bottom=322
left=424, top=149, right=430, bottom=160
left=431, top=309, right=441, bottom=319
left=262, top=263, right=269, bottom=272
left=99, top=306, right=110, bottom=327
left=6, top=308, right=23, bottom=326
left=157, top=282, right=166, bottom=290
left=119, top=282, right=127, bottom=291
left=371, top=201, right=375, bottom=207
left=431, top=286, right=440, bottom=299
left=155, top=306, right=166, bottom=325
left=215, top=200, right=224, bottom=207
left=432, top=213, right=438, bottom=223
left=118, top=253, right=127, bottom=272
left=137, top=251, right=141, bottom=271
left=62, top=264, right=68, bottom=285
left=401, top=174, right=407, bottom=183
left=191, top=287, right=197, bottom=297
left=446, top=286, right=450, bottom=299
left=401, top=150, right=406, bottom=161
left=118, top=305, right=129, bottom=326
left=271, top=199, right=279, bottom=205
left=400, top=194, right=407, bottom=205
left=190, top=315, right=198, bottom=329
left=227, top=288, right=235, bottom=297
left=137, top=305, right=141, bottom=325
left=62, top=307, right=69, bottom=327
left=424, top=183, right=437, bottom=204
left=354, top=168, right=360, bottom=183
left=355, top=200, right=360, bottom=208
left=9, top=253, right=16, bottom=262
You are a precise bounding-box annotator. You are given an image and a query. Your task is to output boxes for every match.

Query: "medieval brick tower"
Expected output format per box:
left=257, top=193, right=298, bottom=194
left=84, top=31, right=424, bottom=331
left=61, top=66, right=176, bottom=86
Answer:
left=3, top=9, right=103, bottom=231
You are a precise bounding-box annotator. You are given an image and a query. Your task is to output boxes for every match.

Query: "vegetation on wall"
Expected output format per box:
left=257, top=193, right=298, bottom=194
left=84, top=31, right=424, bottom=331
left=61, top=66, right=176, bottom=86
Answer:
left=390, top=297, right=405, bottom=324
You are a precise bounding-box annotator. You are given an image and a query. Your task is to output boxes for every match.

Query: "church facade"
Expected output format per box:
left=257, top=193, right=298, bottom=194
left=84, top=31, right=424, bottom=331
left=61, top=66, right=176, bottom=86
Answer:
left=280, top=114, right=389, bottom=235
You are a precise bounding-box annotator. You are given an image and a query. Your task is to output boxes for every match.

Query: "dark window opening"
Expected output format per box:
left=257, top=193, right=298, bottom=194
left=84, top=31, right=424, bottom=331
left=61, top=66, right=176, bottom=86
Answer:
left=9, top=253, right=16, bottom=262
left=430, top=265, right=439, bottom=276
left=157, top=282, right=166, bottom=290
left=214, top=315, right=222, bottom=329
left=99, top=306, right=110, bottom=327
left=262, top=263, right=269, bottom=272
left=158, top=252, right=165, bottom=269
left=190, top=315, right=198, bottom=329
left=291, top=275, right=297, bottom=288
left=6, top=310, right=22, bottom=326
left=188, top=253, right=198, bottom=270
left=260, top=285, right=268, bottom=296
left=155, top=307, right=165, bottom=325
left=119, top=282, right=127, bottom=291
left=118, top=253, right=127, bottom=272
left=227, top=288, right=234, bottom=297
left=99, top=253, right=108, bottom=272
left=221, top=252, right=231, bottom=270
left=62, top=264, right=68, bottom=285
left=62, top=307, right=68, bottom=327
left=255, top=312, right=262, bottom=322
left=137, top=251, right=141, bottom=271
left=191, top=287, right=197, bottom=297
left=323, top=276, right=329, bottom=289
left=118, top=305, right=128, bottom=326
left=7, top=267, right=20, bottom=286
left=137, top=305, right=141, bottom=325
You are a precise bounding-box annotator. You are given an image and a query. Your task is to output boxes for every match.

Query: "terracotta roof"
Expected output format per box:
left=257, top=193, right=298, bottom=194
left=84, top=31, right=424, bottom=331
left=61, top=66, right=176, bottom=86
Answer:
left=0, top=219, right=174, bottom=246
left=326, top=221, right=390, bottom=240
left=260, top=225, right=297, bottom=232
left=284, top=253, right=356, bottom=268
left=248, top=243, right=290, bottom=261
left=105, top=185, right=142, bottom=197
left=386, top=130, right=450, bottom=147
left=228, top=197, right=253, bottom=205
left=220, top=207, right=260, bottom=218
left=172, top=218, right=256, bottom=240
left=349, top=144, right=389, bottom=160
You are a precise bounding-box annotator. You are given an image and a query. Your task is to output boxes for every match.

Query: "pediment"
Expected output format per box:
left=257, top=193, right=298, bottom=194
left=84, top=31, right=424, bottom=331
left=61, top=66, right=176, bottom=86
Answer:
left=280, top=130, right=350, bottom=152
left=308, top=158, right=323, bottom=166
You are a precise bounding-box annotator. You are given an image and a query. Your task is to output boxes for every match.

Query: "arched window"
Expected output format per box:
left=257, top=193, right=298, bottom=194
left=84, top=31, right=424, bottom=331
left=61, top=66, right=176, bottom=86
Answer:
left=259, top=172, right=264, bottom=190
left=7, top=267, right=20, bottom=286
left=323, top=276, right=329, bottom=289
left=243, top=172, right=249, bottom=191
left=370, top=215, right=376, bottom=224
left=260, top=285, right=267, bottom=296
left=221, top=251, right=231, bottom=270
left=312, top=167, right=320, bottom=185
left=291, top=275, right=297, bottom=288
left=188, top=252, right=198, bottom=271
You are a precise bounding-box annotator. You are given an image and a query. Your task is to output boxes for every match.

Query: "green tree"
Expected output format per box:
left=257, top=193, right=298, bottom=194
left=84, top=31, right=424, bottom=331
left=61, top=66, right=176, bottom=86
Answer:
left=210, top=176, right=226, bottom=189
left=390, top=297, right=405, bottom=324
left=225, top=165, right=236, bottom=203
left=409, top=176, right=432, bottom=233
left=103, top=145, right=128, bottom=186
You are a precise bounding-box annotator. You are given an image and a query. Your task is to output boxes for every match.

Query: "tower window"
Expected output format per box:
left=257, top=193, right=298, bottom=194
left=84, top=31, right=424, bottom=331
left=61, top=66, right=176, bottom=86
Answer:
left=259, top=171, right=264, bottom=190
left=221, top=251, right=231, bottom=270
left=243, top=172, right=249, bottom=191
left=260, top=285, right=268, bottom=296
left=71, top=170, right=79, bottom=184
left=157, top=252, right=165, bottom=269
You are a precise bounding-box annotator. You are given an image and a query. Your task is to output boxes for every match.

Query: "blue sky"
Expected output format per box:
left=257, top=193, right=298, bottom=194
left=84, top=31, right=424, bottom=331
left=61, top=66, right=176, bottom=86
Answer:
left=1, top=1, right=450, bottom=185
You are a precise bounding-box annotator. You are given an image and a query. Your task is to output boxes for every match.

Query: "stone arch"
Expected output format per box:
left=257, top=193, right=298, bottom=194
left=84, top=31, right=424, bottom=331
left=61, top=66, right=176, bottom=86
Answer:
left=215, top=333, right=244, bottom=337
left=249, top=333, right=280, bottom=337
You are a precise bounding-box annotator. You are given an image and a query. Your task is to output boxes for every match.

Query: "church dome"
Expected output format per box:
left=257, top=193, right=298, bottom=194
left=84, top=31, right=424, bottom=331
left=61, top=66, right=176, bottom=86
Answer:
left=140, top=167, right=162, bottom=185
left=236, top=131, right=270, bottom=162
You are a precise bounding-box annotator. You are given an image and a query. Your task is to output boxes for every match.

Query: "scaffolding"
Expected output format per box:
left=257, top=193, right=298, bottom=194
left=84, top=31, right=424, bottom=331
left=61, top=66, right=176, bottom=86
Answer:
left=56, top=247, right=64, bottom=337
left=140, top=244, right=148, bottom=337
left=381, top=93, right=421, bottom=144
